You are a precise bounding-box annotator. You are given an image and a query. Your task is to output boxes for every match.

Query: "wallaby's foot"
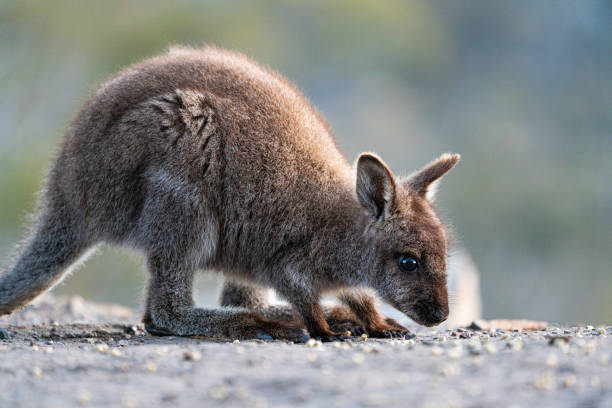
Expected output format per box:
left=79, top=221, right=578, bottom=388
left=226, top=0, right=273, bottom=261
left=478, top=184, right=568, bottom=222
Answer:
left=366, top=317, right=411, bottom=338
left=325, top=306, right=366, bottom=336
left=143, top=321, right=174, bottom=337
left=143, top=310, right=309, bottom=342
left=294, top=301, right=351, bottom=342
left=311, top=328, right=351, bottom=343
left=248, top=314, right=310, bottom=343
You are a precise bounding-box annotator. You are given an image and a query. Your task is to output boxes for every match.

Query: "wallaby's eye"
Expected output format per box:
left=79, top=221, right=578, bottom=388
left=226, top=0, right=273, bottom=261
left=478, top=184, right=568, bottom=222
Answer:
left=398, top=254, right=418, bottom=273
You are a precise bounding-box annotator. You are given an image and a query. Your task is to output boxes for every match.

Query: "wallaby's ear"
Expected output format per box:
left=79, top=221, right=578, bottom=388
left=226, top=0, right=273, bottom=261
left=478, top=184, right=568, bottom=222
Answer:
left=404, top=153, right=460, bottom=200
left=356, top=153, right=396, bottom=219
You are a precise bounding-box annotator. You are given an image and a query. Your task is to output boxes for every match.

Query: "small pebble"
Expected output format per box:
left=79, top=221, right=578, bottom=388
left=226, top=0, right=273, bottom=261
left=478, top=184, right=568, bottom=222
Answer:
left=208, top=386, right=228, bottom=401
left=121, top=396, right=137, bottom=408
left=564, top=374, right=577, bottom=388
left=305, top=339, right=322, bottom=347
left=361, top=345, right=375, bottom=353
left=430, top=346, right=444, bottom=356
left=234, top=388, right=249, bottom=400
left=438, top=363, right=460, bottom=377
left=0, top=328, right=11, bottom=340
left=344, top=331, right=352, bottom=337
left=581, top=342, right=596, bottom=355
left=507, top=339, right=523, bottom=351
left=484, top=343, right=497, bottom=354
left=110, top=348, right=122, bottom=357
left=184, top=350, right=202, bottom=361
left=406, top=339, right=416, bottom=348
left=472, top=355, right=484, bottom=367
left=545, top=354, right=558, bottom=368
left=534, top=372, right=555, bottom=391
left=447, top=346, right=463, bottom=359
left=232, top=339, right=240, bottom=344
left=32, top=366, right=43, bottom=378
left=599, top=354, right=609, bottom=366
left=467, top=342, right=483, bottom=355
left=31, top=345, right=40, bottom=351
left=361, top=334, right=368, bottom=341
left=95, top=343, right=109, bottom=352
left=77, top=390, right=92, bottom=405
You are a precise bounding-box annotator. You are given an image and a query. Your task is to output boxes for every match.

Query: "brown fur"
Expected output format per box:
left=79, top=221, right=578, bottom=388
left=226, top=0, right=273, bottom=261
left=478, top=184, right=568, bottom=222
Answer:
left=0, top=46, right=459, bottom=341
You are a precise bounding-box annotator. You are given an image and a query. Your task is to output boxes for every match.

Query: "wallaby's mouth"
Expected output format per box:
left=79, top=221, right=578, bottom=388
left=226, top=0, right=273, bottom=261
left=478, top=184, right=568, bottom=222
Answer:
left=401, top=304, right=448, bottom=327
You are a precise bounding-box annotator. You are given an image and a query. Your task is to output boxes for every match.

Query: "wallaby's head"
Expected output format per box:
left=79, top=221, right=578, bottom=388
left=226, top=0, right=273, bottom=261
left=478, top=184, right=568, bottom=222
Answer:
left=355, top=152, right=460, bottom=326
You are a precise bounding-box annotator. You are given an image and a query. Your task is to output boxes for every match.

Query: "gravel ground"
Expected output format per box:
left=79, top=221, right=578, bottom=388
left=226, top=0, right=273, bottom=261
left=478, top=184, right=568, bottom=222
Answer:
left=0, top=295, right=610, bottom=408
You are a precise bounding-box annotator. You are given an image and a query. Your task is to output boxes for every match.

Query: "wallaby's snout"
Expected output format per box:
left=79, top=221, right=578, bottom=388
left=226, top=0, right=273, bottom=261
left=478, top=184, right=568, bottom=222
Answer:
left=411, top=290, right=450, bottom=327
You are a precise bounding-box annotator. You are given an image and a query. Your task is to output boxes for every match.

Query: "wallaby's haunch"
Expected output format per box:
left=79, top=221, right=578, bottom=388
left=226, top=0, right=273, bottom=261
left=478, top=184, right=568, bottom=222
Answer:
left=0, top=47, right=460, bottom=342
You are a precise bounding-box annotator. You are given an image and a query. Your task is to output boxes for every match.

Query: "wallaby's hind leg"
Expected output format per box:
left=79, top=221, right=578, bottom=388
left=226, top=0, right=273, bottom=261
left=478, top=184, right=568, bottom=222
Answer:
left=220, top=280, right=366, bottom=335
left=220, top=280, right=271, bottom=310
left=0, top=206, right=90, bottom=315
left=144, top=258, right=308, bottom=342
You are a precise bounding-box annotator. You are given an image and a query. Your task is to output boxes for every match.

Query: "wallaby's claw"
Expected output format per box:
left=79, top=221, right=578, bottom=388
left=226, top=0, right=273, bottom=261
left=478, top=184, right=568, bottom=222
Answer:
left=384, top=317, right=409, bottom=332
left=349, top=327, right=365, bottom=337
left=254, top=330, right=274, bottom=341
left=252, top=315, right=310, bottom=343
left=315, top=332, right=350, bottom=342
left=366, top=326, right=410, bottom=339
left=143, top=322, right=174, bottom=337
left=295, top=332, right=312, bottom=344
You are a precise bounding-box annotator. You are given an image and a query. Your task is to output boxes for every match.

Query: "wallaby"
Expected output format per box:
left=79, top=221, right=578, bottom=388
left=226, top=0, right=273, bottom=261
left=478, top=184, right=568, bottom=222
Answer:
left=0, top=46, right=459, bottom=341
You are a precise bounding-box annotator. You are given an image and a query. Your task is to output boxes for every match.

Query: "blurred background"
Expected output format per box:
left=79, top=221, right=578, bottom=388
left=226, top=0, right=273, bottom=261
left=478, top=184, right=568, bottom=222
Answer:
left=0, top=0, right=610, bottom=324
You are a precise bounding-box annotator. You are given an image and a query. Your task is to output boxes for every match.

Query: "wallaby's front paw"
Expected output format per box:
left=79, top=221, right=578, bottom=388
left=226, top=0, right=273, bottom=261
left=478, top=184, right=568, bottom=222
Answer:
left=310, top=329, right=351, bottom=342
left=366, top=318, right=411, bottom=339
left=324, top=306, right=366, bottom=336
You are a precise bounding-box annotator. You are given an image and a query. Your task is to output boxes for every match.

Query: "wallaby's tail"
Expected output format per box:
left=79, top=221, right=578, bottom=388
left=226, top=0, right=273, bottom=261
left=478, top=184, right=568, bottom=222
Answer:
left=0, top=206, right=90, bottom=315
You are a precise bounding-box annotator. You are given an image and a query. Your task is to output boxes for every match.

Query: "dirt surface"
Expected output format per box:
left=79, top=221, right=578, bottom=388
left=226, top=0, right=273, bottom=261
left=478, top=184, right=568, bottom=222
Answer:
left=1, top=295, right=610, bottom=408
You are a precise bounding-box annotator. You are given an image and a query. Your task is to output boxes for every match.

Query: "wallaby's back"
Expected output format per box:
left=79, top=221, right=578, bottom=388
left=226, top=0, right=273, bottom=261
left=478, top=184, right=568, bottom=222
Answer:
left=0, top=46, right=353, bottom=315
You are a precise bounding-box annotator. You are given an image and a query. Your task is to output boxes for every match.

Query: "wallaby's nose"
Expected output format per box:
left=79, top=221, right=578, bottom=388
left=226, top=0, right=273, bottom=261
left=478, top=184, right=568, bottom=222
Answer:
left=432, top=308, right=447, bottom=323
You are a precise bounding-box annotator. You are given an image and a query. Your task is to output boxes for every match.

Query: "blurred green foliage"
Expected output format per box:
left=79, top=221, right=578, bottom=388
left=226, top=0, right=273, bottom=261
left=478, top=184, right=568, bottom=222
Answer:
left=1, top=0, right=610, bottom=322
